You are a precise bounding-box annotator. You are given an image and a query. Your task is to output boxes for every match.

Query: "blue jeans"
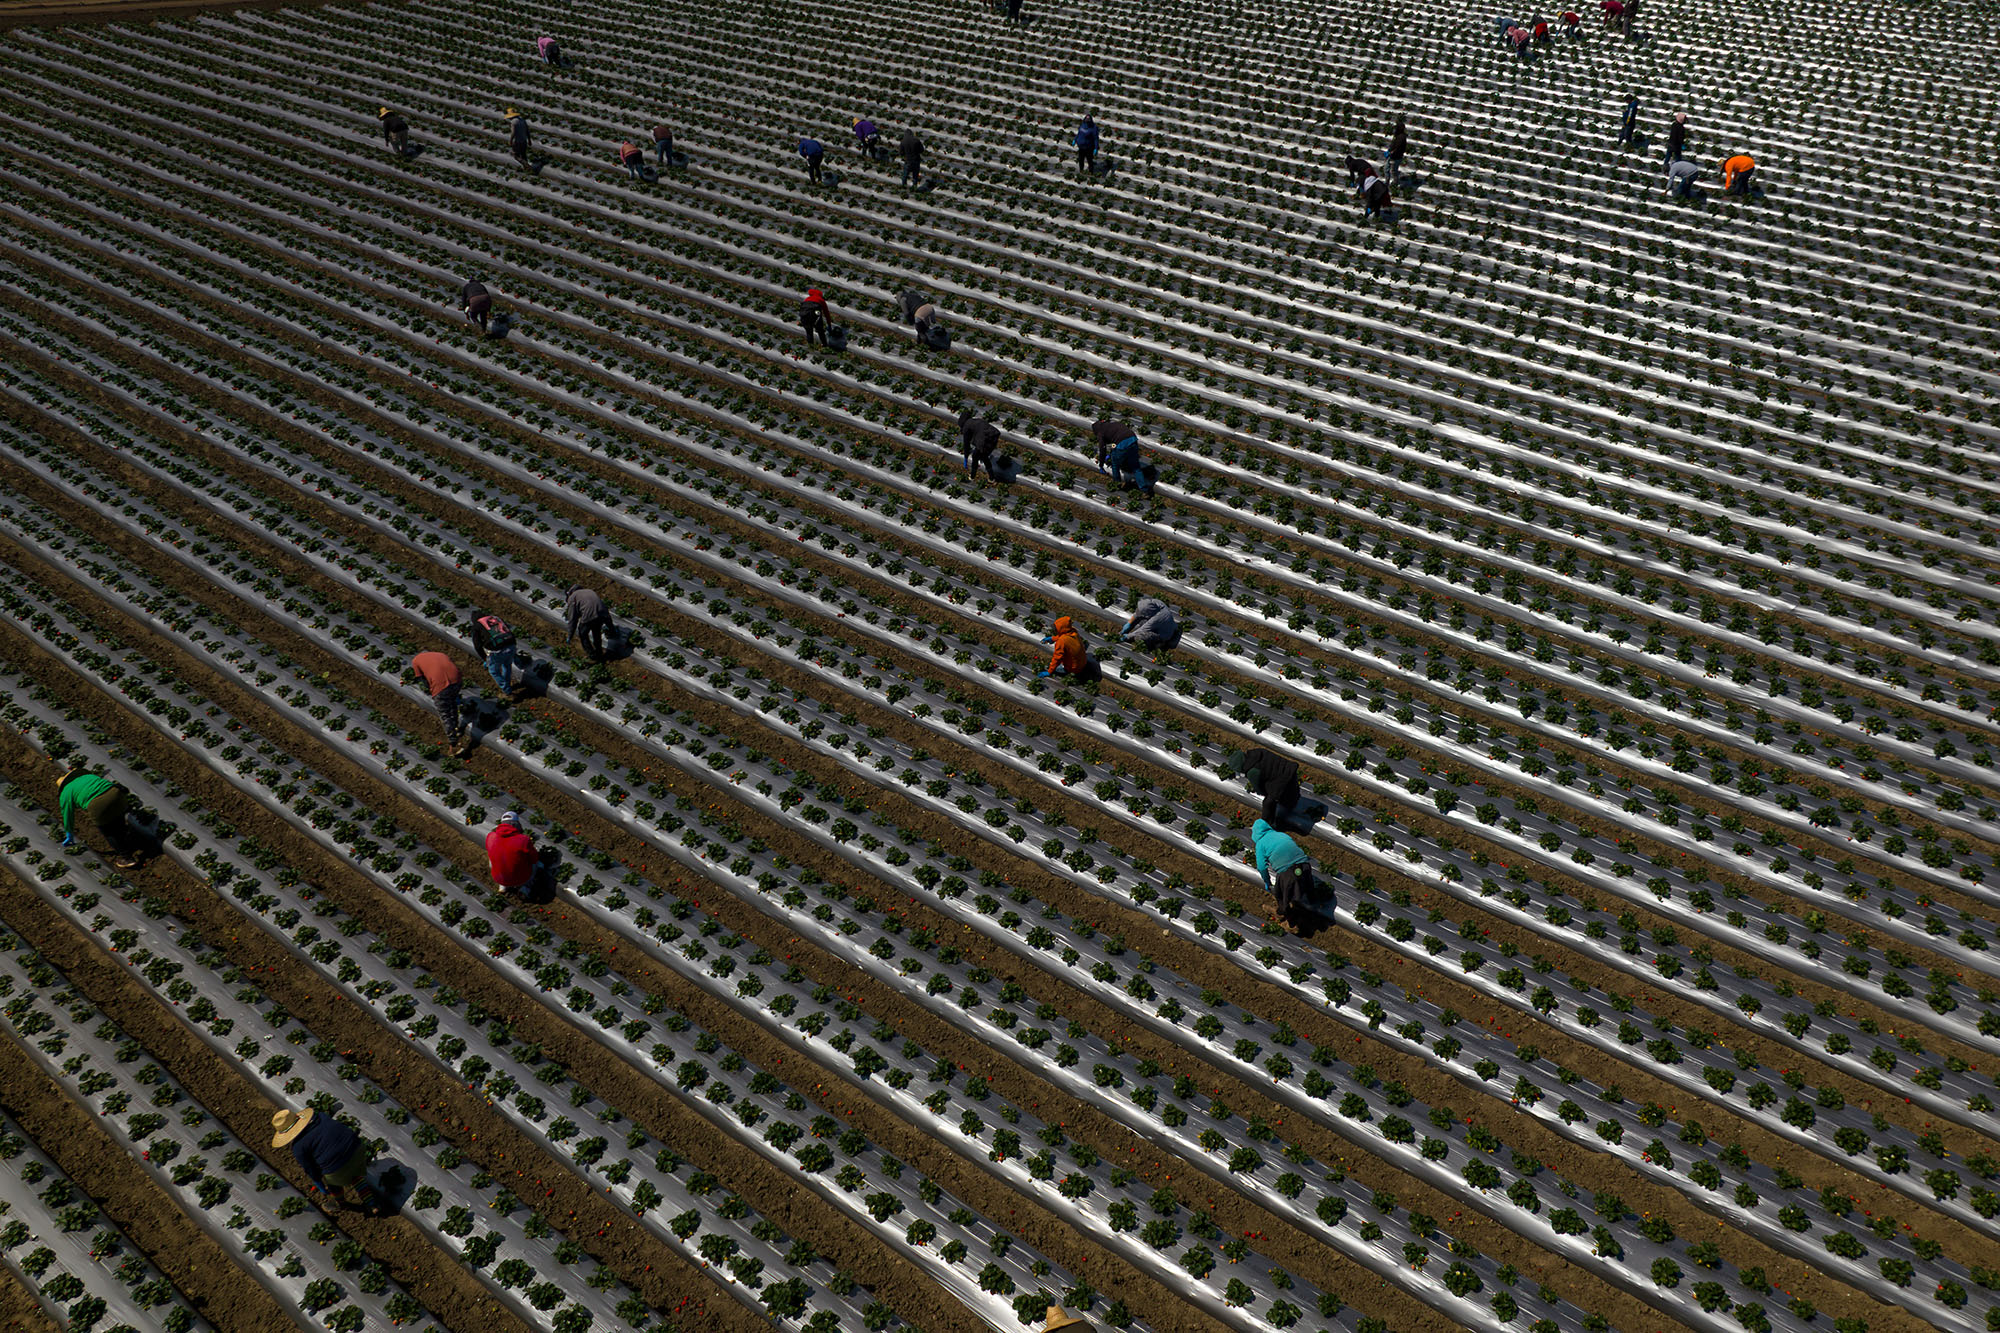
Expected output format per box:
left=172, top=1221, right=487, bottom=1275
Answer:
left=655, top=139, right=671, bottom=166
left=625, top=160, right=645, bottom=179
left=485, top=647, right=516, bottom=693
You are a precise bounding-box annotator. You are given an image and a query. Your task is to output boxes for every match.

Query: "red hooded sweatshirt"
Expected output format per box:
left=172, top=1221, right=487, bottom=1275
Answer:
left=486, top=822, right=540, bottom=888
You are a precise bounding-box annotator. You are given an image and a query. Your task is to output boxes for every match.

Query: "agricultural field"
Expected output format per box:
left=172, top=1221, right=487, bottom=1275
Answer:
left=0, top=0, right=1994, bottom=1330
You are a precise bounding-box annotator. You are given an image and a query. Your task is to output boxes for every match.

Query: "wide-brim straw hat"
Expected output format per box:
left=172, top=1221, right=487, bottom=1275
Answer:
left=504, top=108, right=522, bottom=119
left=271, top=1108, right=315, bottom=1147
left=1045, top=1308, right=1088, bottom=1332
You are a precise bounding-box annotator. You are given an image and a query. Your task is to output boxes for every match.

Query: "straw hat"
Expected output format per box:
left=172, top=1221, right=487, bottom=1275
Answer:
left=1044, top=1308, right=1089, bottom=1332
left=504, top=108, right=522, bottom=119
left=379, top=106, right=390, bottom=117
left=271, top=1108, right=315, bottom=1147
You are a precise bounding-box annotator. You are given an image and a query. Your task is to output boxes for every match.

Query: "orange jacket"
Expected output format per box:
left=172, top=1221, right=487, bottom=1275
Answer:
left=1722, top=155, right=1755, bottom=189
left=1047, top=617, right=1088, bottom=674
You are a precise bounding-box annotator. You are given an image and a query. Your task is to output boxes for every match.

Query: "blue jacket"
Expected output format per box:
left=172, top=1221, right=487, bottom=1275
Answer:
left=800, top=138, right=823, bottom=159
left=289, top=1113, right=362, bottom=1186
left=1076, top=121, right=1099, bottom=151
left=1105, top=437, right=1141, bottom=472
left=1252, top=819, right=1309, bottom=889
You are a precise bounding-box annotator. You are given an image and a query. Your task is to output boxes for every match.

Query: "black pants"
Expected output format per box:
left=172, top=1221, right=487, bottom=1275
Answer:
left=805, top=155, right=823, bottom=184
left=1272, top=864, right=1318, bottom=915
left=1078, top=145, right=1095, bottom=173
left=578, top=616, right=610, bottom=659
left=803, top=314, right=828, bottom=346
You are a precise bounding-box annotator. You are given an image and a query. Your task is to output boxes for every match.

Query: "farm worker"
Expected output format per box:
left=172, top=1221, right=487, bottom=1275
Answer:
left=1666, top=157, right=1703, bottom=198
left=1253, top=820, right=1323, bottom=919
left=55, top=762, right=145, bottom=869
left=272, top=1108, right=376, bottom=1210
left=378, top=107, right=408, bottom=153
left=1361, top=174, right=1391, bottom=217
left=1665, top=111, right=1688, bottom=165
left=652, top=123, right=675, bottom=167
left=1344, top=153, right=1376, bottom=189
left=1385, top=116, right=1407, bottom=181
left=1532, top=17, right=1551, bottom=41
left=899, top=128, right=924, bottom=188
left=899, top=290, right=944, bottom=346
left=1005, top=0, right=1023, bottom=24
left=459, top=280, right=492, bottom=333
left=1043, top=1308, right=1089, bottom=1332
left=565, top=586, right=613, bottom=660
left=1617, top=94, right=1638, bottom=145
left=853, top=117, right=881, bottom=156
left=619, top=140, right=647, bottom=179
left=408, top=651, right=470, bottom=756
left=505, top=109, right=530, bottom=167
left=1040, top=616, right=1090, bottom=678
left=486, top=812, right=549, bottom=898
left=958, top=409, right=1001, bottom=478
left=1599, top=0, right=1624, bottom=26
left=800, top=287, right=833, bottom=347
left=536, top=35, right=563, bottom=64
left=799, top=136, right=825, bottom=185
left=1075, top=115, right=1100, bottom=174
left=1493, top=15, right=1515, bottom=39
left=1119, top=598, right=1181, bottom=651
left=1226, top=747, right=1307, bottom=826
left=1508, top=25, right=1533, bottom=55
left=469, top=610, right=523, bottom=698
left=1722, top=152, right=1756, bottom=195
left=1560, top=9, right=1581, bottom=33
left=1091, top=418, right=1144, bottom=489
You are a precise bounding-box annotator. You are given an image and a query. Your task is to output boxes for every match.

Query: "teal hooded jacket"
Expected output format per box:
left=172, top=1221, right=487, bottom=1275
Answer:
left=1252, top=819, right=1310, bottom=889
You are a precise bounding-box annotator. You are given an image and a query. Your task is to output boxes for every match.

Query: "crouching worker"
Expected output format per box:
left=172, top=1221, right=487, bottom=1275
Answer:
left=56, top=762, right=147, bottom=869
left=1360, top=174, right=1392, bottom=217
left=1667, top=157, right=1704, bottom=198
left=1254, top=819, right=1326, bottom=923
left=1721, top=151, right=1757, bottom=196
left=1092, top=418, right=1152, bottom=493
left=619, top=140, right=649, bottom=179
left=959, top=409, right=1002, bottom=479
left=1120, top=597, right=1181, bottom=652
left=273, top=1107, right=376, bottom=1212
left=901, top=290, right=947, bottom=348
left=460, top=280, right=493, bottom=333
left=1039, top=616, right=1097, bottom=681
left=487, top=811, right=553, bottom=899
left=536, top=35, right=564, bottom=64
left=1227, top=746, right=1326, bottom=830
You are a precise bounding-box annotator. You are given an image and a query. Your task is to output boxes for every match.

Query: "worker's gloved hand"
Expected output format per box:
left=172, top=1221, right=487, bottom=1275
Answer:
left=1036, top=671, right=1052, bottom=678
left=61, top=833, right=75, bottom=847
left=1039, top=635, right=1052, bottom=644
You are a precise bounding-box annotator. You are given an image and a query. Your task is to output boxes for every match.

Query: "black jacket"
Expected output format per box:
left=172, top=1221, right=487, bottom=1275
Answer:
left=1237, top=748, right=1301, bottom=823
left=959, top=412, right=1000, bottom=464
left=1091, top=419, right=1135, bottom=448
left=900, top=131, right=922, bottom=166
left=1667, top=120, right=1687, bottom=152
left=510, top=118, right=530, bottom=152
left=1389, top=122, right=1407, bottom=157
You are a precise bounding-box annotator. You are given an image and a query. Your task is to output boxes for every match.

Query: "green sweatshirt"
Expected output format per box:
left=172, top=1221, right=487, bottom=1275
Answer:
left=58, top=773, right=115, bottom=838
